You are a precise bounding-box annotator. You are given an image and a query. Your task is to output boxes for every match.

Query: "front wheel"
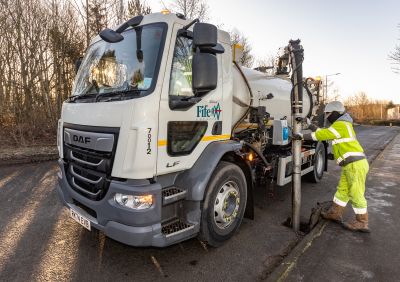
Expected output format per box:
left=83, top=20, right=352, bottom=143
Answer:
left=199, top=161, right=247, bottom=247
left=306, top=142, right=326, bottom=183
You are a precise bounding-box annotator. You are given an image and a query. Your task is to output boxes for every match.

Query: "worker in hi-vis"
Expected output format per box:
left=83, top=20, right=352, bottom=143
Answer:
left=294, top=101, right=370, bottom=232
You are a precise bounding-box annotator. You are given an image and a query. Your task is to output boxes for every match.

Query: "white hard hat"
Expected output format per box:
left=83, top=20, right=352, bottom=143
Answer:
left=324, top=101, right=345, bottom=113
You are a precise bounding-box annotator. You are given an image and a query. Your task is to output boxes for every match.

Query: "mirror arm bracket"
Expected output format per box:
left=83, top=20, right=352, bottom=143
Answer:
left=183, top=18, right=199, bottom=30
left=177, top=29, right=193, bottom=38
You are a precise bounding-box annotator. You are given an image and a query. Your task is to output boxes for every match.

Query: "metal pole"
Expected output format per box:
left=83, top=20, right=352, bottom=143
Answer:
left=289, top=40, right=304, bottom=233
left=292, top=119, right=302, bottom=232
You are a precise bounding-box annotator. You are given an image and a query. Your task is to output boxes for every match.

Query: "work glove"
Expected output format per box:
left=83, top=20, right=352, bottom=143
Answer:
left=291, top=132, right=304, bottom=140
left=304, top=117, right=319, bottom=132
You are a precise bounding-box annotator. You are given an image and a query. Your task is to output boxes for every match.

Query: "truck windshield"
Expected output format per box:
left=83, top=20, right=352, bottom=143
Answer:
left=71, top=23, right=166, bottom=100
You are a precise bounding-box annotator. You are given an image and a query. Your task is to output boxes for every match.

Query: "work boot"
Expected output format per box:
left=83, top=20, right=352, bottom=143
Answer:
left=321, top=203, right=345, bottom=223
left=343, top=213, right=370, bottom=233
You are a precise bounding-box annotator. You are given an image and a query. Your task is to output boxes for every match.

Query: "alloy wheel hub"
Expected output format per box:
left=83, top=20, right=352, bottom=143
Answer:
left=213, top=181, right=240, bottom=229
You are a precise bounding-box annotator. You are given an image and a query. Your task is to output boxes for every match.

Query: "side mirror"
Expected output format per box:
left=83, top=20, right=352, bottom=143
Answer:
left=192, top=53, right=217, bottom=95
left=193, top=23, right=217, bottom=48
left=75, top=57, right=83, bottom=74
left=99, top=28, right=124, bottom=43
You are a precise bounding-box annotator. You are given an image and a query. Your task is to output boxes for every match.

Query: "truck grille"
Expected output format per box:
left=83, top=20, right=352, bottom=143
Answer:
left=63, top=124, right=119, bottom=201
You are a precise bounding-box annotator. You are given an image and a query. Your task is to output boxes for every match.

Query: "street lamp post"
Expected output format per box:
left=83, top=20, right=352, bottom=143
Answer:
left=323, top=73, right=341, bottom=103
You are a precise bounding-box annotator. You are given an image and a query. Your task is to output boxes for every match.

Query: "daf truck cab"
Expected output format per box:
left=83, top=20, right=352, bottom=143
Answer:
left=57, top=12, right=327, bottom=247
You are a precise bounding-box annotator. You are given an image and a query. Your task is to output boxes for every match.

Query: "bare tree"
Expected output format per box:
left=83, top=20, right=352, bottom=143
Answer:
left=256, top=55, right=275, bottom=68
left=389, top=24, right=400, bottom=73
left=344, top=92, right=389, bottom=121
left=88, top=0, right=107, bottom=34
left=70, top=0, right=120, bottom=47
left=387, top=100, right=396, bottom=109
left=230, top=29, right=254, bottom=68
left=170, top=0, right=209, bottom=21
left=254, top=55, right=275, bottom=74
left=0, top=0, right=85, bottom=145
left=126, top=0, right=151, bottom=18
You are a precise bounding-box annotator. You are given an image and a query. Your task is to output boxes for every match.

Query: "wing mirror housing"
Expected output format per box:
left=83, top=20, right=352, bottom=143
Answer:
left=193, top=23, right=217, bottom=48
left=99, top=28, right=124, bottom=43
left=191, top=23, right=219, bottom=96
left=192, top=52, right=218, bottom=95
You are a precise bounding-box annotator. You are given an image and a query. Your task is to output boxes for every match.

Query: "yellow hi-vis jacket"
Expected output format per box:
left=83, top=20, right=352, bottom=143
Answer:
left=303, top=114, right=366, bottom=166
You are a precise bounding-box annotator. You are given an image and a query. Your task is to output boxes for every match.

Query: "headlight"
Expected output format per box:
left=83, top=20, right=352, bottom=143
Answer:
left=114, top=193, right=153, bottom=210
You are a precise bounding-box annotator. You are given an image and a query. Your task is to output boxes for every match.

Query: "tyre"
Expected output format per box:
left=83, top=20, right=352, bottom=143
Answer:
left=199, top=161, right=247, bottom=247
left=306, top=142, right=326, bottom=183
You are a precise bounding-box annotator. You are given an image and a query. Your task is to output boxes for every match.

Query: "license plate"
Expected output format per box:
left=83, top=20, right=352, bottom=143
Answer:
left=70, top=208, right=91, bottom=231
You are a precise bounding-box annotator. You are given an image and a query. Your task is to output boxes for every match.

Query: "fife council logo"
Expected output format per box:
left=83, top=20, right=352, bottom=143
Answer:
left=196, top=103, right=222, bottom=120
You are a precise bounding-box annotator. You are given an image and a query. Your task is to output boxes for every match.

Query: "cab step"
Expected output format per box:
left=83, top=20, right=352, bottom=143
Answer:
left=162, top=186, right=187, bottom=205
left=161, top=219, right=195, bottom=238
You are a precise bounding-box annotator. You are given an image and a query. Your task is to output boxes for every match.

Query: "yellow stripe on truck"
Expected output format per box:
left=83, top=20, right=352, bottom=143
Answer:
left=157, top=140, right=167, bottom=147
left=157, top=134, right=230, bottom=147
left=201, top=134, right=231, bottom=141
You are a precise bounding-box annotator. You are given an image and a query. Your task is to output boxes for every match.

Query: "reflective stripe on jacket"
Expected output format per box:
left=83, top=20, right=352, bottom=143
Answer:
left=303, top=120, right=365, bottom=166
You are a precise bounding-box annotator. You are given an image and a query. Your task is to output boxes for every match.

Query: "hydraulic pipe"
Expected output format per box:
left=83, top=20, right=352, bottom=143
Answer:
left=289, top=39, right=304, bottom=232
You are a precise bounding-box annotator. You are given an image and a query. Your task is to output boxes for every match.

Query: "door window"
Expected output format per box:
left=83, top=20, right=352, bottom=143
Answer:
left=167, top=121, right=207, bottom=156
left=169, top=36, right=194, bottom=98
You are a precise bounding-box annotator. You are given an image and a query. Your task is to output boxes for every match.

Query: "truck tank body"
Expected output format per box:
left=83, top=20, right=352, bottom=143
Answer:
left=232, top=67, right=311, bottom=128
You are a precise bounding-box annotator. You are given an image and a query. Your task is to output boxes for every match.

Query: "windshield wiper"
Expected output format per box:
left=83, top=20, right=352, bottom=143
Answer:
left=68, top=89, right=143, bottom=103
left=67, top=93, right=97, bottom=102
left=95, top=89, right=143, bottom=102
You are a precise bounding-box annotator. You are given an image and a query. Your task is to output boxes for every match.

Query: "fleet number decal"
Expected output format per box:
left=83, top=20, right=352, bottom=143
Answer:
left=147, top=128, right=152, bottom=155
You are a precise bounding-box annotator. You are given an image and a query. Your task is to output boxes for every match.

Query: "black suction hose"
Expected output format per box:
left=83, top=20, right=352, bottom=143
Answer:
left=231, top=61, right=254, bottom=136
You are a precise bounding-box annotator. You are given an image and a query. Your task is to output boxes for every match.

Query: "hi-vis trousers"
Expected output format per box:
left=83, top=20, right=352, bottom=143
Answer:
left=333, top=159, right=369, bottom=214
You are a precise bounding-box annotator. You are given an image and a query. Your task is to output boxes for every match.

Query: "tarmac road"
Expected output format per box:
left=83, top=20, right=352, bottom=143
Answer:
left=0, top=125, right=398, bottom=281
left=277, top=131, right=400, bottom=281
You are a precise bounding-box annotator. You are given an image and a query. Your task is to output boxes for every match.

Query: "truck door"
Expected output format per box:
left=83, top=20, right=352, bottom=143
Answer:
left=156, top=23, right=227, bottom=176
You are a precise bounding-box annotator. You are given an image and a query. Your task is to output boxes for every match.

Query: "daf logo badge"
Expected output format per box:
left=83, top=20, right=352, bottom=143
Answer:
left=73, top=134, right=91, bottom=144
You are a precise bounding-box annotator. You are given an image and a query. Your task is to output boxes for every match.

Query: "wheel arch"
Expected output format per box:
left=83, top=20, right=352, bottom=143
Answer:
left=174, top=140, right=254, bottom=219
left=175, top=140, right=243, bottom=202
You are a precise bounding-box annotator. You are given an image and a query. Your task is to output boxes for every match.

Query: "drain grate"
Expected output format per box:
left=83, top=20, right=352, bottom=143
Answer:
left=162, top=220, right=194, bottom=237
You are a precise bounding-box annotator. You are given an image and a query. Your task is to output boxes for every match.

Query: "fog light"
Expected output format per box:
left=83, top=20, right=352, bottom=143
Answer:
left=114, top=194, right=153, bottom=210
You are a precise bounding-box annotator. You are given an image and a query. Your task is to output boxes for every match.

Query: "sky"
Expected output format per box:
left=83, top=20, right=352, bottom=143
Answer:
left=146, top=0, right=400, bottom=103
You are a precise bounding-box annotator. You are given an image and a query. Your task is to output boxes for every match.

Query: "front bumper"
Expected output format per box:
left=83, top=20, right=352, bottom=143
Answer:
left=57, top=159, right=188, bottom=247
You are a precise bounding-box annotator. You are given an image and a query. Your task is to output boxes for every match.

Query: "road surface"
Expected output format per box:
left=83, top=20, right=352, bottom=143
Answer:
left=0, top=125, right=398, bottom=281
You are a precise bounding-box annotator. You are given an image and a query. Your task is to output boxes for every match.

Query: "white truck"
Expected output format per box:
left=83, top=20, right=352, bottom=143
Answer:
left=57, top=12, right=327, bottom=247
